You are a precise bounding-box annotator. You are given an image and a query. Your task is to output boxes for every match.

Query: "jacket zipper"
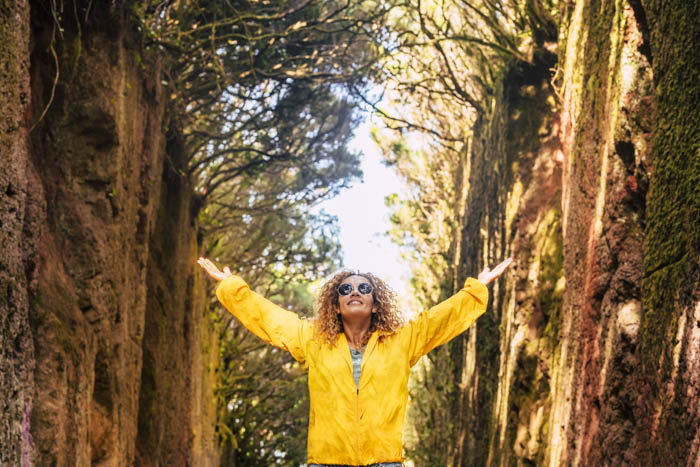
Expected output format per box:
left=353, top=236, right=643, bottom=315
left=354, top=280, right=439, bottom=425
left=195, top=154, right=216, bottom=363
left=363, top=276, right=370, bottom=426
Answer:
left=355, top=387, right=360, bottom=462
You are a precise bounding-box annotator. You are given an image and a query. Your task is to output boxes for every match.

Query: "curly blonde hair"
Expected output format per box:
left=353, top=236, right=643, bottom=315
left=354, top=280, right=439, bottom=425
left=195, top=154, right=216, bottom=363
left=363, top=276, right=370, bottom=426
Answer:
left=313, top=270, right=404, bottom=346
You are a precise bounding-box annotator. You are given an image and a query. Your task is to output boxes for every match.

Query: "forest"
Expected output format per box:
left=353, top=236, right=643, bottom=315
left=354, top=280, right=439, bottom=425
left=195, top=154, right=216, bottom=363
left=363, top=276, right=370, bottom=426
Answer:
left=1, top=0, right=698, bottom=465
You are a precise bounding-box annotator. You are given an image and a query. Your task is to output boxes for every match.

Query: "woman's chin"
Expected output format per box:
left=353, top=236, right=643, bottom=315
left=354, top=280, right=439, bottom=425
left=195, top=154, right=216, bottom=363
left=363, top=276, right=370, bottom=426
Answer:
left=341, top=309, right=372, bottom=321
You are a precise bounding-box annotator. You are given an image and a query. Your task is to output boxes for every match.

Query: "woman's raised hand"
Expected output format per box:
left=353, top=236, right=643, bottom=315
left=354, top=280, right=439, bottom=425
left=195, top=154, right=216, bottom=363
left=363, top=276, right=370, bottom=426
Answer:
left=478, top=257, right=514, bottom=285
left=197, top=257, right=233, bottom=282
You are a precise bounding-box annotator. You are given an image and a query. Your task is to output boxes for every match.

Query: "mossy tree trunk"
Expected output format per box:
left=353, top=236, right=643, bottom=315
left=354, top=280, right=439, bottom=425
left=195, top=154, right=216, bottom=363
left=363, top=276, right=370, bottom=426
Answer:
left=448, top=0, right=698, bottom=464
left=451, top=48, right=561, bottom=466
left=635, top=0, right=700, bottom=462
left=551, top=0, right=654, bottom=463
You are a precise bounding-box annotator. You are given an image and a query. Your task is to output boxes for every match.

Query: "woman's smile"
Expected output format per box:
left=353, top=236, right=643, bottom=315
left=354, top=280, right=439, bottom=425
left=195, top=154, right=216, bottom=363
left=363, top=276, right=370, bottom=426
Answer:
left=338, top=275, right=375, bottom=319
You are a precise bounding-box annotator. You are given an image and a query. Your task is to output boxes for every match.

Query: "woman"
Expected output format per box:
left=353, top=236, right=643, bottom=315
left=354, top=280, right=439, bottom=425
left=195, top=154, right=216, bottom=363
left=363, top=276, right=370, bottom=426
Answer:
left=198, top=257, right=512, bottom=466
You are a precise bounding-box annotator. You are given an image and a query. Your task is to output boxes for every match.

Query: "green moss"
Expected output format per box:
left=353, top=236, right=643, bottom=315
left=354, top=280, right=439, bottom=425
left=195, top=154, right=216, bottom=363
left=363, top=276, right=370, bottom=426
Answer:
left=639, top=0, right=700, bottom=378
left=538, top=209, right=564, bottom=343
left=504, top=204, right=562, bottom=463
left=633, top=0, right=700, bottom=462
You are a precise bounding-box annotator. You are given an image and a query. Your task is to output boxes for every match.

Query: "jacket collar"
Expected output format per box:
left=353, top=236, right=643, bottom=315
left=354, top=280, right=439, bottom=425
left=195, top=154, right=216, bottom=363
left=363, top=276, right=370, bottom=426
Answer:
left=338, top=331, right=379, bottom=374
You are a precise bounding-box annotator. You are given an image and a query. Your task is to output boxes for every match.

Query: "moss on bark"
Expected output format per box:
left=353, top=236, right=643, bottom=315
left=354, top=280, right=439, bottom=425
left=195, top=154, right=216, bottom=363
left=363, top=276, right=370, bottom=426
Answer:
left=637, top=0, right=700, bottom=463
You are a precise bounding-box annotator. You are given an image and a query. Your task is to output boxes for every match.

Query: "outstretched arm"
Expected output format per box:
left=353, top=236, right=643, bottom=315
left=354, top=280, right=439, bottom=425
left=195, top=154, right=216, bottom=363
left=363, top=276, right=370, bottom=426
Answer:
left=404, top=257, right=514, bottom=366
left=197, top=257, right=310, bottom=364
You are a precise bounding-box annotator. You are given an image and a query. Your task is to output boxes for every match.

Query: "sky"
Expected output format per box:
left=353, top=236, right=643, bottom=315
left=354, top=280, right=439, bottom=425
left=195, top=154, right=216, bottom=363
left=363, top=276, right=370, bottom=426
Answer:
left=313, top=117, right=410, bottom=297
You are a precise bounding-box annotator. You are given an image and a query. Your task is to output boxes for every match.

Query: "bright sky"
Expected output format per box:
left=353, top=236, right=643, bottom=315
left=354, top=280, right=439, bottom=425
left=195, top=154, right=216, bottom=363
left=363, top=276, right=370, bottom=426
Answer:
left=313, top=117, right=411, bottom=297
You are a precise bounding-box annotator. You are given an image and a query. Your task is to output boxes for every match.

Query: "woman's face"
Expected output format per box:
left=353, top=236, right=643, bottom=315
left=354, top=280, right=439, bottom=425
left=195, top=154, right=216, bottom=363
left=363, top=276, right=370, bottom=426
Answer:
left=337, top=275, right=376, bottom=323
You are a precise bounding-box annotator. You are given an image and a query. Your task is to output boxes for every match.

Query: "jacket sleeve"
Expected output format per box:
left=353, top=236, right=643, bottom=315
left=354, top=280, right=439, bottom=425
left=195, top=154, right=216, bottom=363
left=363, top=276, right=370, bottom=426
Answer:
left=216, top=275, right=310, bottom=365
left=404, top=278, right=488, bottom=367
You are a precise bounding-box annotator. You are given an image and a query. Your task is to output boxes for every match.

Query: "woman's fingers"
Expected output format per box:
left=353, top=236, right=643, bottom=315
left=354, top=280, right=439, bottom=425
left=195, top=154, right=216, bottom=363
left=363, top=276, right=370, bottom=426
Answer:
left=197, top=258, right=214, bottom=274
left=492, top=257, right=513, bottom=276
left=197, top=257, right=228, bottom=281
left=478, top=257, right=514, bottom=285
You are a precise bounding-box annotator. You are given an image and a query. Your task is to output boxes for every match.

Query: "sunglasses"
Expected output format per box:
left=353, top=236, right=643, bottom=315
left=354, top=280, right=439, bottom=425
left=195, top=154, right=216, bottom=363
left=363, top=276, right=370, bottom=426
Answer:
left=337, top=282, right=373, bottom=296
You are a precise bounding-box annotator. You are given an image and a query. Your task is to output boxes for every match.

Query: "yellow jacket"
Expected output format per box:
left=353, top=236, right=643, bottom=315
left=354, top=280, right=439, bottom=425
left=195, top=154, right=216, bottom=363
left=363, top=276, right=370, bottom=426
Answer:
left=216, top=275, right=488, bottom=465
